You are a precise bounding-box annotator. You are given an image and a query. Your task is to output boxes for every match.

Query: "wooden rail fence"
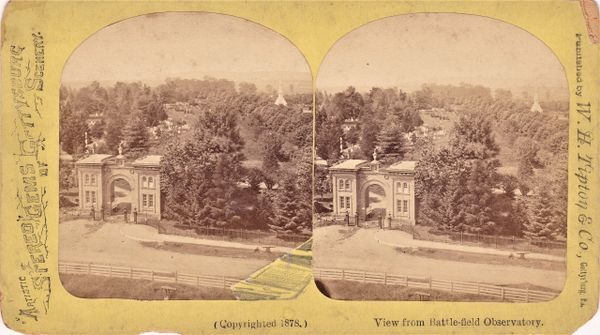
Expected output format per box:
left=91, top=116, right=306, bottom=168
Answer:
left=59, top=261, right=242, bottom=289
left=314, top=267, right=557, bottom=303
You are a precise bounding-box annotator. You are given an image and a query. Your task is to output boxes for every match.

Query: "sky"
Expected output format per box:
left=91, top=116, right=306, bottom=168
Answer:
left=317, top=13, right=568, bottom=95
left=62, top=12, right=311, bottom=86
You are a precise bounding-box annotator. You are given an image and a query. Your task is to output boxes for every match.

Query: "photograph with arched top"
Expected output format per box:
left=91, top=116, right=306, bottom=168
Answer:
left=59, top=12, right=313, bottom=300
left=313, top=13, right=568, bottom=302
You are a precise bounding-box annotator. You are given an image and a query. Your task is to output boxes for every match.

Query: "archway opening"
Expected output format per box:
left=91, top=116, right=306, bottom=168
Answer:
left=365, top=184, right=386, bottom=220
left=110, top=178, right=133, bottom=214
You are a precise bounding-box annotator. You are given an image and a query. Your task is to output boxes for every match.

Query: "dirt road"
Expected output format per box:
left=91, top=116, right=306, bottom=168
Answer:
left=313, top=226, right=565, bottom=291
left=60, top=219, right=273, bottom=278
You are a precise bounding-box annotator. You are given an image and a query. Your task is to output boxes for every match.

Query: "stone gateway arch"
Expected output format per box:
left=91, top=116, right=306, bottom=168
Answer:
left=329, top=159, right=416, bottom=227
left=75, top=154, right=162, bottom=219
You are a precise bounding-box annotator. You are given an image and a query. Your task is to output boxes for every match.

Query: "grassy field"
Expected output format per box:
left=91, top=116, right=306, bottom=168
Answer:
left=140, top=241, right=283, bottom=261
left=315, top=279, right=503, bottom=301
left=60, top=274, right=236, bottom=300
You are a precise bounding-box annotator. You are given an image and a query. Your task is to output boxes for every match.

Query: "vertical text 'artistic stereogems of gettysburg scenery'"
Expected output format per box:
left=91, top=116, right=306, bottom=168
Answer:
left=313, top=13, right=568, bottom=302
left=59, top=12, right=313, bottom=300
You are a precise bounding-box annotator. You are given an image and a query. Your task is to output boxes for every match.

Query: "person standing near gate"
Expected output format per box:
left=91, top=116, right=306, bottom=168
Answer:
left=345, top=210, right=350, bottom=226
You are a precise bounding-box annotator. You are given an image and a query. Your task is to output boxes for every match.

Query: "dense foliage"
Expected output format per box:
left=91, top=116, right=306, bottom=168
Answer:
left=60, top=78, right=312, bottom=234
left=317, top=84, right=568, bottom=240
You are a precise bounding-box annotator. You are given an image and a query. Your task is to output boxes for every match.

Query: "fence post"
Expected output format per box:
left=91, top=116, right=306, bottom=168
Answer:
left=495, top=235, right=498, bottom=249
left=342, top=269, right=345, bottom=280
left=151, top=271, right=154, bottom=281
left=526, top=288, right=530, bottom=303
left=363, top=271, right=366, bottom=283
left=460, top=231, right=463, bottom=244
left=384, top=272, right=387, bottom=285
left=477, top=282, right=480, bottom=296
left=88, top=263, right=92, bottom=275
left=450, top=281, right=453, bottom=293
left=501, top=287, right=505, bottom=301
left=429, top=277, right=432, bottom=290
left=512, top=236, right=516, bottom=250
left=109, top=265, right=113, bottom=277
left=129, top=266, right=132, bottom=279
left=222, top=276, right=226, bottom=288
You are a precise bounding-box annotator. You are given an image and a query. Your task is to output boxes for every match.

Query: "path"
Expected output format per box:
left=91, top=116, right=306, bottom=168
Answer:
left=119, top=224, right=293, bottom=253
left=373, top=229, right=564, bottom=262
left=313, top=226, right=565, bottom=291
left=60, top=219, right=274, bottom=278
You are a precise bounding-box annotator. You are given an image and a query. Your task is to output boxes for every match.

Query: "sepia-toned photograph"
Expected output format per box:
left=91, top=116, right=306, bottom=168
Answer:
left=58, top=12, right=313, bottom=300
left=313, top=13, right=568, bottom=302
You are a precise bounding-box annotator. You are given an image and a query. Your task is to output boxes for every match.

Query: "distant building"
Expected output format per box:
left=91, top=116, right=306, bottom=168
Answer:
left=87, top=111, right=103, bottom=126
left=274, top=83, right=287, bottom=106
left=530, top=94, right=543, bottom=113
left=341, top=118, right=359, bottom=133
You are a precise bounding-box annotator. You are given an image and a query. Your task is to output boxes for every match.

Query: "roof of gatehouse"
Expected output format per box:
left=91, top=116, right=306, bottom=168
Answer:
left=329, top=159, right=368, bottom=171
left=330, top=159, right=417, bottom=173
left=387, top=161, right=417, bottom=172
left=75, top=154, right=113, bottom=165
left=132, top=155, right=163, bottom=167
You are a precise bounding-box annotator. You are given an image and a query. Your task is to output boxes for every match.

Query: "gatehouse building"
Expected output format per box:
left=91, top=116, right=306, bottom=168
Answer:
left=74, top=154, right=162, bottom=218
left=329, top=158, right=416, bottom=227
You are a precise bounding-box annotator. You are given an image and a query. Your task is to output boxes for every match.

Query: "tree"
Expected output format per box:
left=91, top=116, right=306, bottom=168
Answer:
left=316, top=110, right=343, bottom=160
left=104, top=111, right=124, bottom=154
left=123, top=112, right=150, bottom=158
left=359, top=119, right=380, bottom=159
left=376, top=117, right=405, bottom=163
left=455, top=161, right=496, bottom=233
left=523, top=189, right=556, bottom=240
left=244, top=167, right=264, bottom=193
left=261, top=133, right=285, bottom=172
left=160, top=103, right=245, bottom=228
left=449, top=112, right=499, bottom=161
left=89, top=120, right=105, bottom=139
left=139, top=93, right=168, bottom=127
left=59, top=101, right=88, bottom=155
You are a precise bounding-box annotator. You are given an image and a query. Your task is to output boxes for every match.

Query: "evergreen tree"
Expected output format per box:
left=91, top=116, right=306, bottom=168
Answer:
left=160, top=103, right=245, bottom=229
left=104, top=111, right=123, bottom=154
left=456, top=161, right=496, bottom=233
left=272, top=174, right=307, bottom=234
left=376, top=117, right=405, bottom=163
left=359, top=119, right=380, bottom=159
left=59, top=101, right=88, bottom=155
left=123, top=111, right=150, bottom=158
left=523, top=189, right=556, bottom=240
